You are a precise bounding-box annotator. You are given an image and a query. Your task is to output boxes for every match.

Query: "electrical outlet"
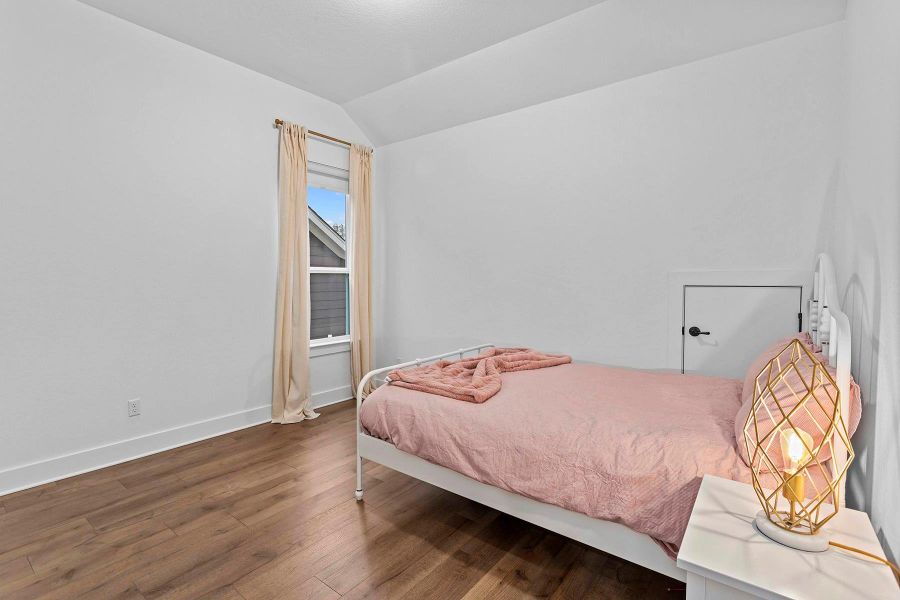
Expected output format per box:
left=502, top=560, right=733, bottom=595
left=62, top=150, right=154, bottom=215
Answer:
left=128, top=398, right=141, bottom=417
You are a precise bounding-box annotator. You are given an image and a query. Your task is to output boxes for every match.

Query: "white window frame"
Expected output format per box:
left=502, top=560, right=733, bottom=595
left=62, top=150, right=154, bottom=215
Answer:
left=308, top=160, right=351, bottom=348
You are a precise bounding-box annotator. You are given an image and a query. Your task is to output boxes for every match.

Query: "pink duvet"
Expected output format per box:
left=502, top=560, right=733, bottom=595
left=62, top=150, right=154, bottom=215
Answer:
left=360, top=362, right=750, bottom=557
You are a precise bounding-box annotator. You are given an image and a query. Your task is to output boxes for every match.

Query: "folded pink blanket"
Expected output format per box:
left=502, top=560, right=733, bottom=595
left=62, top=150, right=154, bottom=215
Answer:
left=386, top=347, right=571, bottom=403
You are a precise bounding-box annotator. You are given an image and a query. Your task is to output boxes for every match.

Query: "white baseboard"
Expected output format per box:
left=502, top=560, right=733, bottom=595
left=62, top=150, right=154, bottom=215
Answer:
left=311, top=385, right=353, bottom=409
left=0, top=386, right=355, bottom=497
left=0, top=405, right=272, bottom=497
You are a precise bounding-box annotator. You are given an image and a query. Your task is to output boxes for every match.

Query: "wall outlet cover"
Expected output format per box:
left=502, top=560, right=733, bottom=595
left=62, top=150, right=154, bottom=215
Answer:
left=128, top=398, right=141, bottom=417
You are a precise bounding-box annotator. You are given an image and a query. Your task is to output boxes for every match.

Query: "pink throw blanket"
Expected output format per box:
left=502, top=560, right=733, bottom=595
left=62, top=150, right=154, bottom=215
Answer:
left=386, top=347, right=571, bottom=403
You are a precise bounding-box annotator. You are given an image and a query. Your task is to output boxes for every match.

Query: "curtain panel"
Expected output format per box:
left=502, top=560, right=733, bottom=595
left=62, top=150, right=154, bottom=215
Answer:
left=350, top=144, right=374, bottom=398
left=272, top=122, right=319, bottom=423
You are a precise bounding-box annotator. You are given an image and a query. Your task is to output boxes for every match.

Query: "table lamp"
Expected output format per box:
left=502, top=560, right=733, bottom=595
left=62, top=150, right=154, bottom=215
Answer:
left=741, top=339, right=854, bottom=552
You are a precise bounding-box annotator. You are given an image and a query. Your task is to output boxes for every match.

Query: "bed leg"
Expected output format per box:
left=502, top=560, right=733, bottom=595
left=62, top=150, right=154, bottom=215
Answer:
left=355, top=452, right=364, bottom=501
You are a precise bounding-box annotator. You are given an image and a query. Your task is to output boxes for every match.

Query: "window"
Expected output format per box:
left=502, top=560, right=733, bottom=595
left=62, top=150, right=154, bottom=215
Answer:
left=308, top=163, right=350, bottom=345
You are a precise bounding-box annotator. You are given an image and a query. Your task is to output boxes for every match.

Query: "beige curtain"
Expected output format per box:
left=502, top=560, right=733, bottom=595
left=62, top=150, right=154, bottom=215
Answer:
left=350, top=144, right=374, bottom=398
left=272, top=123, right=319, bottom=424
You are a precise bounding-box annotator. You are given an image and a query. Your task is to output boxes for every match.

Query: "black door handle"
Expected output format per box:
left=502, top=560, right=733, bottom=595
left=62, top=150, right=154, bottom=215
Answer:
left=688, top=326, right=710, bottom=337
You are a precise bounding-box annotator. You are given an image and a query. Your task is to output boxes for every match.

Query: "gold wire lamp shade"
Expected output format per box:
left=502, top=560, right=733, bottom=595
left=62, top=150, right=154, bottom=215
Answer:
left=741, top=339, right=854, bottom=552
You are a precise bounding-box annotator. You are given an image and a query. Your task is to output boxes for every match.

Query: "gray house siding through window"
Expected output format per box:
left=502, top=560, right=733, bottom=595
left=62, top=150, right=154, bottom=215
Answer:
left=308, top=210, right=348, bottom=339
left=309, top=270, right=348, bottom=339
left=309, top=233, right=344, bottom=268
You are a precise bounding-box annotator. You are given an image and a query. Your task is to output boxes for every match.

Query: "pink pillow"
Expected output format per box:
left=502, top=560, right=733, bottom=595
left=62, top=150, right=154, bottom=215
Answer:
left=734, top=334, right=861, bottom=470
left=735, top=333, right=814, bottom=432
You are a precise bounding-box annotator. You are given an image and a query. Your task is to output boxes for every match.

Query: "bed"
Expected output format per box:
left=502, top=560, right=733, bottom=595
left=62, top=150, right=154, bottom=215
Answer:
left=353, top=254, right=854, bottom=582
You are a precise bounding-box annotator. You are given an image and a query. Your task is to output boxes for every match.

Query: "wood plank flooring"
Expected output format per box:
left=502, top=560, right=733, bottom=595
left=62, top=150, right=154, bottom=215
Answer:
left=0, top=401, right=684, bottom=599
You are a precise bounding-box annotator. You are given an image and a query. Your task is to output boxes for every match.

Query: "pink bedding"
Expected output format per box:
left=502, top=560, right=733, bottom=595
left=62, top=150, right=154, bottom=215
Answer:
left=360, top=362, right=750, bottom=557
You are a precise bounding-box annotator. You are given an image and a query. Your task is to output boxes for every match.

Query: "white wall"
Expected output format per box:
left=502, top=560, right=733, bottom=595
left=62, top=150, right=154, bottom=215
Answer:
left=0, top=0, right=365, bottom=493
left=374, top=24, right=843, bottom=371
left=818, top=0, right=900, bottom=564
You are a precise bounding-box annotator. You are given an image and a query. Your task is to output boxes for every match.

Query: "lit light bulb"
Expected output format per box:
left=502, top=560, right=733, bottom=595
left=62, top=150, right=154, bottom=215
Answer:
left=780, top=427, right=813, bottom=471
left=787, top=432, right=805, bottom=465
left=779, top=427, right=813, bottom=519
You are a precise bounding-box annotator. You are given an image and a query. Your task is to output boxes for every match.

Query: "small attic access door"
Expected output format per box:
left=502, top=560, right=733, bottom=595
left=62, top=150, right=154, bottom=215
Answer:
left=667, top=270, right=808, bottom=379
left=681, top=285, right=802, bottom=378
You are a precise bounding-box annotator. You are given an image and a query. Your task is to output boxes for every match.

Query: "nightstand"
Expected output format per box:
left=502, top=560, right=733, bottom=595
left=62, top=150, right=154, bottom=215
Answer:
left=677, top=475, right=899, bottom=600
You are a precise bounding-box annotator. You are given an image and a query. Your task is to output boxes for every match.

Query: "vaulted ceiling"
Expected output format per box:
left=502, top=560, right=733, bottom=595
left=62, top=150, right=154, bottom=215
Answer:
left=78, top=0, right=846, bottom=146
left=76, top=0, right=604, bottom=102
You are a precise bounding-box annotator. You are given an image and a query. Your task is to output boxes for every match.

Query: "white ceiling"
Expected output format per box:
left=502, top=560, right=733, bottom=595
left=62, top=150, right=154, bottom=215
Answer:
left=78, top=0, right=845, bottom=146
left=345, top=0, right=847, bottom=145
left=76, top=0, right=604, bottom=104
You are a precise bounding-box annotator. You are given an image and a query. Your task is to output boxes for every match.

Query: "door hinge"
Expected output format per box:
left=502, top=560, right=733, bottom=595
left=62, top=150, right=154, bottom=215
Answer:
left=798, top=312, right=803, bottom=332
left=681, top=326, right=685, bottom=336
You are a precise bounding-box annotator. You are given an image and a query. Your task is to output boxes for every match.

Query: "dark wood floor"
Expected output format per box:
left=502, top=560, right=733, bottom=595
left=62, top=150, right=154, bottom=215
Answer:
left=0, top=401, right=683, bottom=600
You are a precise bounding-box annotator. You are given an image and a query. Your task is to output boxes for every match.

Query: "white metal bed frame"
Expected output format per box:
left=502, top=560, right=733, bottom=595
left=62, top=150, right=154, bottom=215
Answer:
left=353, top=253, right=852, bottom=583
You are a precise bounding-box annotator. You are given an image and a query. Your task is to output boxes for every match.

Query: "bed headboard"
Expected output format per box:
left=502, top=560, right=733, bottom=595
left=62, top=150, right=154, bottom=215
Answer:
left=807, top=253, right=852, bottom=502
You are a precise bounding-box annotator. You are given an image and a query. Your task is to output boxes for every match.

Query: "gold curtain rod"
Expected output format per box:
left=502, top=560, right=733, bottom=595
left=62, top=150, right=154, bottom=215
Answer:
left=273, top=119, right=352, bottom=147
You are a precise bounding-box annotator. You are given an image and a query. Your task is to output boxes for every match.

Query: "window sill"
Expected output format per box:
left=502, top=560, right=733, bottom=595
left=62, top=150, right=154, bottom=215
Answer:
left=310, top=336, right=350, bottom=357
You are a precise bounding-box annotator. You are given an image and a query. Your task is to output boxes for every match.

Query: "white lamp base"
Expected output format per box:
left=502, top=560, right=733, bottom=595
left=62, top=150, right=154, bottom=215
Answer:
left=754, top=510, right=829, bottom=552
